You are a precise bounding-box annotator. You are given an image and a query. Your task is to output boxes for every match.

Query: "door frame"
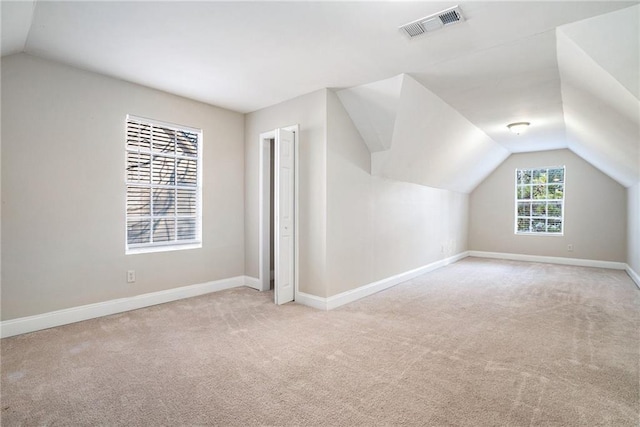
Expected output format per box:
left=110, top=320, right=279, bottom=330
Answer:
left=258, top=125, right=299, bottom=301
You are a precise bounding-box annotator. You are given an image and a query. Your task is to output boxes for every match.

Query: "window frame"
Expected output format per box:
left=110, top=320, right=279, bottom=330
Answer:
left=514, top=165, right=565, bottom=236
left=125, top=115, right=203, bottom=255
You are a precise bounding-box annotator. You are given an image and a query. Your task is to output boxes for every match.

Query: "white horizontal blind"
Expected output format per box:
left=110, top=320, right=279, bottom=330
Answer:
left=515, top=166, right=565, bottom=234
left=126, top=115, right=202, bottom=251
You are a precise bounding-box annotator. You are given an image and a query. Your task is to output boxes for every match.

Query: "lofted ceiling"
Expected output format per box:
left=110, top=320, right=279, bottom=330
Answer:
left=413, top=31, right=566, bottom=154
left=1, top=1, right=639, bottom=191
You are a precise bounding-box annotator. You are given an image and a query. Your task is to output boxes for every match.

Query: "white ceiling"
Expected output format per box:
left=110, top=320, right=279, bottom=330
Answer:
left=559, top=5, right=639, bottom=99
left=1, top=1, right=639, bottom=190
left=1, top=1, right=634, bottom=113
left=413, top=31, right=567, bottom=154
left=336, top=3, right=638, bottom=191
left=1, top=0, right=34, bottom=56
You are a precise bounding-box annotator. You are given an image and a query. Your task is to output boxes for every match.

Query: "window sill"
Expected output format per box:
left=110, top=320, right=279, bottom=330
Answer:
left=515, top=232, right=564, bottom=237
left=126, top=242, right=202, bottom=255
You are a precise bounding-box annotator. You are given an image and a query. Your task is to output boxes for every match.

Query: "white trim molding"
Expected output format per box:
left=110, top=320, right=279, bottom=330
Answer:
left=1, top=276, right=249, bottom=338
left=468, top=251, right=627, bottom=270
left=295, top=292, right=329, bottom=311
left=294, top=250, right=638, bottom=312
left=244, top=276, right=261, bottom=290
left=626, top=265, right=640, bottom=289
left=295, top=252, right=469, bottom=311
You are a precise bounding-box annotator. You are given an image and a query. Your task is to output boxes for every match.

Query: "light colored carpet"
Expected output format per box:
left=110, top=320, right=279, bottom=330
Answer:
left=1, top=258, right=639, bottom=426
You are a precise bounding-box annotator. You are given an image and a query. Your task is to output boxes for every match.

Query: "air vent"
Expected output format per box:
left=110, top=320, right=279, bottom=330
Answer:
left=403, top=22, right=425, bottom=37
left=399, top=5, right=465, bottom=39
left=439, top=9, right=461, bottom=25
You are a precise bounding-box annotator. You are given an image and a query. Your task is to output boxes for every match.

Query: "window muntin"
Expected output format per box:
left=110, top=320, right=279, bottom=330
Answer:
left=515, top=166, right=565, bottom=235
left=126, top=115, right=202, bottom=253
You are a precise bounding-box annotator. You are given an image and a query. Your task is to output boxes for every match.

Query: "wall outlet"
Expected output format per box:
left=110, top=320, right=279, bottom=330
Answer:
left=127, top=270, right=136, bottom=283
left=567, top=244, right=574, bottom=252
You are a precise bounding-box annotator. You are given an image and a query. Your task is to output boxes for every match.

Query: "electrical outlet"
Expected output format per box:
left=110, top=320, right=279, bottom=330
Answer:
left=567, top=244, right=573, bottom=252
left=127, top=270, right=136, bottom=283
left=441, top=245, right=445, bottom=253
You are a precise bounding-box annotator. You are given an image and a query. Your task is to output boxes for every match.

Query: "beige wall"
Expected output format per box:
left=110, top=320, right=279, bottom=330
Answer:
left=244, top=89, right=469, bottom=299
left=469, top=149, right=626, bottom=262
left=5, top=55, right=629, bottom=321
left=1, top=54, right=245, bottom=320
left=244, top=89, right=327, bottom=296
left=629, top=182, right=640, bottom=274
left=326, top=90, right=468, bottom=297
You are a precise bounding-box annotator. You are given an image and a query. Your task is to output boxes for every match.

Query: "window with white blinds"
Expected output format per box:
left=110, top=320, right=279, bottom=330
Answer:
left=515, top=166, right=565, bottom=235
left=126, top=115, right=202, bottom=253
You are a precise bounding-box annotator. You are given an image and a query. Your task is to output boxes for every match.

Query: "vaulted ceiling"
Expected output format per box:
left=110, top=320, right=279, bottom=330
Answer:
left=2, top=1, right=638, bottom=191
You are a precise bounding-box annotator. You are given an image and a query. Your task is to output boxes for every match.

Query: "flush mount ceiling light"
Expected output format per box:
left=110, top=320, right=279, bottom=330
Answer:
left=507, top=122, right=530, bottom=135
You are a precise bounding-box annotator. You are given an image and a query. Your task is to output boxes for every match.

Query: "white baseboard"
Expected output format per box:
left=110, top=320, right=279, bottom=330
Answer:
left=626, top=265, right=640, bottom=289
left=468, top=251, right=627, bottom=270
left=294, top=251, right=636, bottom=312
left=1, top=276, right=249, bottom=338
left=8, top=254, right=632, bottom=338
left=295, top=252, right=469, bottom=311
left=244, top=276, right=261, bottom=290
left=295, top=292, right=328, bottom=310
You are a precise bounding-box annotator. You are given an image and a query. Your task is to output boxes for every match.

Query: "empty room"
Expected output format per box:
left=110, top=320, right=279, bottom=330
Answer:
left=1, top=1, right=639, bottom=425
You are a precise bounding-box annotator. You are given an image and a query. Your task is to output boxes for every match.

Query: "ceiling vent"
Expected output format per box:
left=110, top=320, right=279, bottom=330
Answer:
left=399, top=5, right=465, bottom=39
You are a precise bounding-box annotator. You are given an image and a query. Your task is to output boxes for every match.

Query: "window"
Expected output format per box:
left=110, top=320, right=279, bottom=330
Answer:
left=515, top=166, right=565, bottom=235
left=126, top=115, right=202, bottom=253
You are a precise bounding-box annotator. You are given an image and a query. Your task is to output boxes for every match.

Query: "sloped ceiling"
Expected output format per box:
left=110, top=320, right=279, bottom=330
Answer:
left=366, top=74, right=509, bottom=194
left=338, top=5, right=639, bottom=192
left=0, top=1, right=35, bottom=57
left=413, top=31, right=567, bottom=154
left=557, top=6, right=640, bottom=187
left=1, top=1, right=638, bottom=191
left=1, top=1, right=634, bottom=113
left=336, top=75, right=403, bottom=153
left=559, top=6, right=639, bottom=99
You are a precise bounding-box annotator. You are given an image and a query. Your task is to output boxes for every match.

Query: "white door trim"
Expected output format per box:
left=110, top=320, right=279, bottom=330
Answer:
left=258, top=125, right=299, bottom=300
left=258, top=130, right=275, bottom=292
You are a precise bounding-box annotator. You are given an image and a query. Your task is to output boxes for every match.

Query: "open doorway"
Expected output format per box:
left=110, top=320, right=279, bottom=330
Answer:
left=259, top=126, right=298, bottom=305
left=269, top=137, right=275, bottom=291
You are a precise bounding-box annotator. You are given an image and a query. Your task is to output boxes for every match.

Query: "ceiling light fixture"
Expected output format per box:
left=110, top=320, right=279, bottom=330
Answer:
left=507, top=122, right=530, bottom=135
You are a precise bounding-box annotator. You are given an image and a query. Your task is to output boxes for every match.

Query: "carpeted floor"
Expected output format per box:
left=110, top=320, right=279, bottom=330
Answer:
left=1, top=258, right=639, bottom=426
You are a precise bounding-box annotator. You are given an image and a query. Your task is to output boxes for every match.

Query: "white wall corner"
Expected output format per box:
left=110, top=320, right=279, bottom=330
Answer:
left=1, top=276, right=247, bottom=338
left=468, top=251, right=628, bottom=270
left=626, top=265, right=640, bottom=290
